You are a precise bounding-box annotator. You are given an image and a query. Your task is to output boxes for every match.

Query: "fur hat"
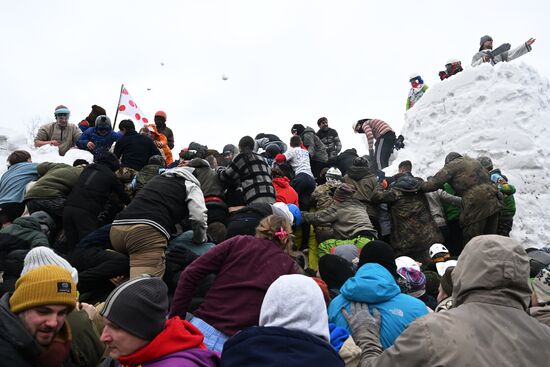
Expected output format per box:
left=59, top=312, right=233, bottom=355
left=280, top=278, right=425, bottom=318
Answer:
left=10, top=265, right=76, bottom=314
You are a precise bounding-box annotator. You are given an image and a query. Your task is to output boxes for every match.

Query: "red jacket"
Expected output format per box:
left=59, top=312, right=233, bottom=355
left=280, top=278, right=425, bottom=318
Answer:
left=272, top=177, right=299, bottom=205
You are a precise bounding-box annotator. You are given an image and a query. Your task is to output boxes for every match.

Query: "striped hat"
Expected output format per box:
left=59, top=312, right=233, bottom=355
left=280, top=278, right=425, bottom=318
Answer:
left=100, top=275, right=168, bottom=340
left=10, top=265, right=76, bottom=313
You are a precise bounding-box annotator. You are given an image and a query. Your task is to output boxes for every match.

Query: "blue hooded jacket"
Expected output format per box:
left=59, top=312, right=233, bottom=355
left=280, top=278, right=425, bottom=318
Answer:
left=77, top=126, right=121, bottom=159
left=328, top=263, right=428, bottom=349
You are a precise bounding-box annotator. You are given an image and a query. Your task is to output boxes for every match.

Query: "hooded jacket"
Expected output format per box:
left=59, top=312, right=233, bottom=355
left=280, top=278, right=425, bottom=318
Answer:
left=300, top=126, right=328, bottom=162
left=421, top=156, right=501, bottom=226
left=344, top=166, right=379, bottom=219
left=65, top=158, right=130, bottom=215
left=0, top=216, right=49, bottom=252
left=328, top=263, right=428, bottom=349
left=302, top=198, right=377, bottom=240
left=221, top=274, right=344, bottom=367
left=357, top=235, right=550, bottom=366
left=272, top=177, right=299, bottom=205
left=327, top=148, right=359, bottom=176
left=99, top=317, right=219, bottom=367
left=0, top=162, right=39, bottom=205
left=187, top=158, right=226, bottom=208
left=76, top=126, right=122, bottom=159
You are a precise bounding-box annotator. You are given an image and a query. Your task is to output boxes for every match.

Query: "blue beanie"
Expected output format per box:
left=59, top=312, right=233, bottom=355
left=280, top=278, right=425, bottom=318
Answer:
left=287, top=204, right=301, bottom=225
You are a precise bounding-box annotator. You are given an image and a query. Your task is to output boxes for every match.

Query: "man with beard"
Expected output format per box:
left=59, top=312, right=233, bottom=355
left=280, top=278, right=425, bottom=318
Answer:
left=316, top=117, right=342, bottom=159
left=0, top=265, right=77, bottom=366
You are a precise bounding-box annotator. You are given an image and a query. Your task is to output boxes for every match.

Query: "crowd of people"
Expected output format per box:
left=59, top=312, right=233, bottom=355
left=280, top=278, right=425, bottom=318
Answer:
left=0, top=34, right=547, bottom=366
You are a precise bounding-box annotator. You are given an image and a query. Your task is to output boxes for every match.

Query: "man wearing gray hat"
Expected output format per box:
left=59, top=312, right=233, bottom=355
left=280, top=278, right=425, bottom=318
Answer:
left=471, top=34, right=536, bottom=67
left=99, top=275, right=220, bottom=366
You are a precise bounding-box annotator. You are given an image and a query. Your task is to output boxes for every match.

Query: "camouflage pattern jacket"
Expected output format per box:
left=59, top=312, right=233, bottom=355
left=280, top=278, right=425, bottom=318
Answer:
left=421, top=156, right=501, bottom=226
left=344, top=166, right=379, bottom=219
left=372, top=187, right=443, bottom=257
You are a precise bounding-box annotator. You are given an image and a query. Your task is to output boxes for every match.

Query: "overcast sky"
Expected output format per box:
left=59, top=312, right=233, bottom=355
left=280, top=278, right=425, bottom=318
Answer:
left=0, top=0, right=547, bottom=155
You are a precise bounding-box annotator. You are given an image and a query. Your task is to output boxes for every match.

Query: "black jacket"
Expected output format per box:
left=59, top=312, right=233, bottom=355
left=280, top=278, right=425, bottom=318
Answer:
left=65, top=163, right=130, bottom=215
left=113, top=175, right=191, bottom=239
left=0, top=293, right=76, bottom=366
left=327, top=148, right=358, bottom=176
left=113, top=131, right=161, bottom=170
left=221, top=326, right=344, bottom=367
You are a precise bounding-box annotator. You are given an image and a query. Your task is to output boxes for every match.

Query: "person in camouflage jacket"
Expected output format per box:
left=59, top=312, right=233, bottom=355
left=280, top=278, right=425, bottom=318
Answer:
left=420, top=153, right=501, bottom=245
left=310, top=179, right=341, bottom=243
left=343, top=157, right=380, bottom=230
left=372, top=175, right=443, bottom=264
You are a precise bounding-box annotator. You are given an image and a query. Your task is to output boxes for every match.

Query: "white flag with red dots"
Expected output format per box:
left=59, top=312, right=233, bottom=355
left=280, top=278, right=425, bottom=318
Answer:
left=117, top=87, right=149, bottom=129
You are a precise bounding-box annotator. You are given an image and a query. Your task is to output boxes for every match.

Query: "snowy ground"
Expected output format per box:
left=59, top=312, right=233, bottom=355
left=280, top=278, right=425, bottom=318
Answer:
left=390, top=62, right=550, bottom=248
left=1, top=61, right=548, bottom=248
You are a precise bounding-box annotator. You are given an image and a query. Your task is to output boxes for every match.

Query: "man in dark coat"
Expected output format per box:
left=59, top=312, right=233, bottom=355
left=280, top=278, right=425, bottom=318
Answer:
left=316, top=117, right=342, bottom=159
left=327, top=148, right=359, bottom=176
left=63, top=152, right=130, bottom=250
left=113, top=119, right=161, bottom=172
left=0, top=265, right=77, bottom=366
left=421, top=152, right=501, bottom=247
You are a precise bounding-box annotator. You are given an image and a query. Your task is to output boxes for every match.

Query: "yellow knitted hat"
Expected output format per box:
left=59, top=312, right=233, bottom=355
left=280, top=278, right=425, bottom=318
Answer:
left=10, top=265, right=77, bottom=314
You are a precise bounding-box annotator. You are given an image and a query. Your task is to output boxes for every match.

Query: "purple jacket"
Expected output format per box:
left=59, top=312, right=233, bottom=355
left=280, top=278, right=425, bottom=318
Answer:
left=144, top=349, right=220, bottom=367
left=100, top=348, right=220, bottom=367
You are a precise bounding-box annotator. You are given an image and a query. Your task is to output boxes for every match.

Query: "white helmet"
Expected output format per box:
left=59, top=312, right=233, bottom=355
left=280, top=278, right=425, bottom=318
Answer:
left=325, top=167, right=342, bottom=182
left=429, top=243, right=449, bottom=259
left=395, top=256, right=421, bottom=271
left=352, top=121, right=360, bottom=132
left=409, top=73, right=420, bottom=81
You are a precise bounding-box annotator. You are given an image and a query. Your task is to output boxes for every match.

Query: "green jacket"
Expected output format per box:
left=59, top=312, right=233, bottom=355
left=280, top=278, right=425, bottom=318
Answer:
left=498, top=182, right=516, bottom=218
left=443, top=183, right=460, bottom=221
left=302, top=198, right=377, bottom=240
left=344, top=166, right=379, bottom=219
left=0, top=216, right=49, bottom=248
left=25, top=163, right=83, bottom=200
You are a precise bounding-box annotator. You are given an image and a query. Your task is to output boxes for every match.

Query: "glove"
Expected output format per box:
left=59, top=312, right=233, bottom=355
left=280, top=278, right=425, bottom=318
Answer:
left=342, top=302, right=383, bottom=351
left=368, top=149, right=375, bottom=157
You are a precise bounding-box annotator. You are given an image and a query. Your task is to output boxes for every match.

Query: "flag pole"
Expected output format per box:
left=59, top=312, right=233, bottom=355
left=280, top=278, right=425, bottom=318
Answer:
left=113, top=84, right=124, bottom=129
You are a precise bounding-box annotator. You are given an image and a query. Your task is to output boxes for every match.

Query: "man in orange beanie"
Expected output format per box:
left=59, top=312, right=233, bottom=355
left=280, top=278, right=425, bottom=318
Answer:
left=0, top=264, right=77, bottom=365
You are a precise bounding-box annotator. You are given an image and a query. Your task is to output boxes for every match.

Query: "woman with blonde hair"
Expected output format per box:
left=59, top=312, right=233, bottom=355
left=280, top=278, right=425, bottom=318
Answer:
left=170, top=214, right=301, bottom=352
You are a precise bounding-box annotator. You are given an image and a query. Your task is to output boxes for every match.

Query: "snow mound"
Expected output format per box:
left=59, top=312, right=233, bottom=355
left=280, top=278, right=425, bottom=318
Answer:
left=394, top=62, right=550, bottom=248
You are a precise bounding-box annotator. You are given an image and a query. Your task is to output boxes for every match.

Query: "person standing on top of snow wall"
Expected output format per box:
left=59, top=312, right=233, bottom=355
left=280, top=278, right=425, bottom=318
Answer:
left=471, top=34, right=535, bottom=67
left=406, top=74, right=429, bottom=111
left=352, top=119, right=396, bottom=171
